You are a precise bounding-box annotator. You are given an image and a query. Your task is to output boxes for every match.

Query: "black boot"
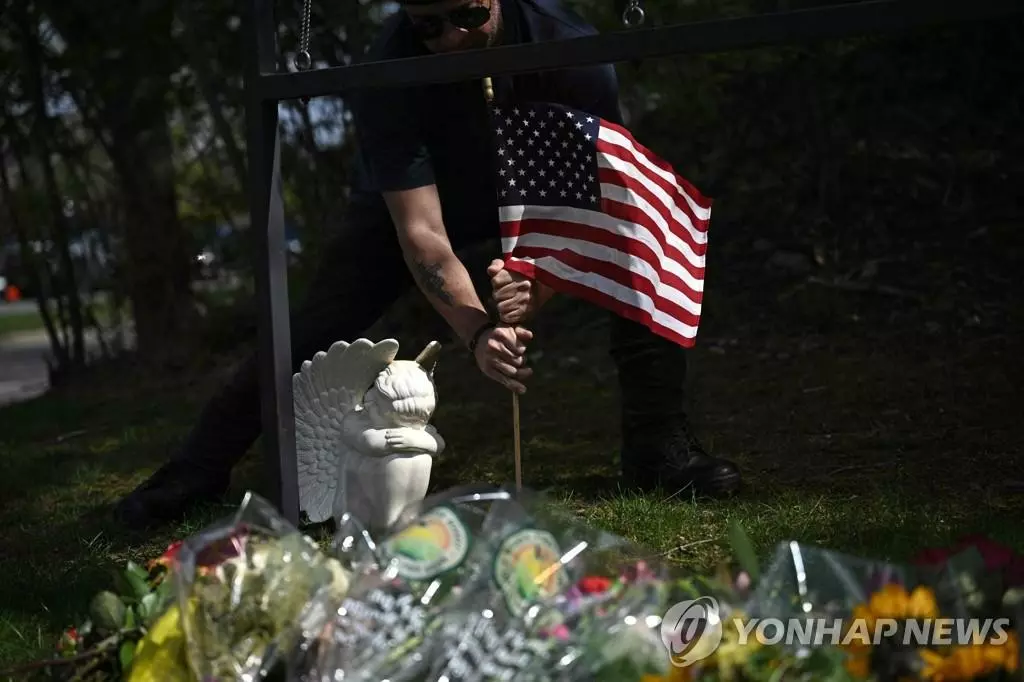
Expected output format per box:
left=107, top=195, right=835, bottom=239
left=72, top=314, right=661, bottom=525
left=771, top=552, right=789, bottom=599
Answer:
left=609, top=317, right=741, bottom=498
left=112, top=354, right=262, bottom=529
left=113, top=460, right=232, bottom=530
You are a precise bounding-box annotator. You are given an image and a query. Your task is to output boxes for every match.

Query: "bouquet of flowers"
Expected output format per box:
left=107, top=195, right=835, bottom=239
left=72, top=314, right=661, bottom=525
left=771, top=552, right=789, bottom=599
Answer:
left=661, top=526, right=1023, bottom=682
left=7, top=487, right=1023, bottom=682
left=170, top=492, right=351, bottom=682
left=296, top=484, right=522, bottom=681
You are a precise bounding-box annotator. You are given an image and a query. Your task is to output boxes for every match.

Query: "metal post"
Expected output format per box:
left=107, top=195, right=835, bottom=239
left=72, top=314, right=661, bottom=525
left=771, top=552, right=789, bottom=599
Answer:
left=244, top=0, right=301, bottom=524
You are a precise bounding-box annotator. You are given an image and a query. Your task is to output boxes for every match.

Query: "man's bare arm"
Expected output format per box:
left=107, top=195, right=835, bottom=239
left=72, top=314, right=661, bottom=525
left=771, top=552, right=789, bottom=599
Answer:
left=383, top=185, right=491, bottom=346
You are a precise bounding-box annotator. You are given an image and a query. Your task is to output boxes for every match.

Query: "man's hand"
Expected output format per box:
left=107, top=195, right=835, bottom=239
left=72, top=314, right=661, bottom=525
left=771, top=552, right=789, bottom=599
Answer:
left=473, top=324, right=534, bottom=394
left=488, top=259, right=545, bottom=324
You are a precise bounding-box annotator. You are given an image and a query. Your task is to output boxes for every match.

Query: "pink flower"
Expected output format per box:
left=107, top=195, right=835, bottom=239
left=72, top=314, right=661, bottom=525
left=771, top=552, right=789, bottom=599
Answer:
left=955, top=534, right=1016, bottom=571
left=911, top=546, right=956, bottom=566
left=548, top=624, right=571, bottom=640
left=578, top=576, right=612, bottom=594
left=912, top=534, right=1024, bottom=588
left=56, top=626, right=80, bottom=652
left=163, top=540, right=184, bottom=559
left=1004, top=555, right=1024, bottom=587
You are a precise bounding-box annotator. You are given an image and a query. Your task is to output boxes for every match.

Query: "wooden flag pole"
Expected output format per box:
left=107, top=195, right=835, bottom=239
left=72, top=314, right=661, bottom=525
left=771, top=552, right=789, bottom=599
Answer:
left=513, top=392, right=522, bottom=493
left=482, top=75, right=523, bottom=494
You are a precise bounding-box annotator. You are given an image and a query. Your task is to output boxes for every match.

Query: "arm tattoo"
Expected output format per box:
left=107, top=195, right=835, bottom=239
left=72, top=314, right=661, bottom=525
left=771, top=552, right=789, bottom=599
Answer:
left=412, top=257, right=455, bottom=306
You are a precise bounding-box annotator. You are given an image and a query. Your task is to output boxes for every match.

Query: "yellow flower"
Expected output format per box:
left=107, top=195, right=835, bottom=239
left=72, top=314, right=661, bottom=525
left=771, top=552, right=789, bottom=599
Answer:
left=842, top=641, right=872, bottom=679
left=841, top=583, right=940, bottom=678
left=919, top=631, right=1019, bottom=681
left=867, top=583, right=939, bottom=622
left=713, top=615, right=762, bottom=681
left=126, top=601, right=197, bottom=682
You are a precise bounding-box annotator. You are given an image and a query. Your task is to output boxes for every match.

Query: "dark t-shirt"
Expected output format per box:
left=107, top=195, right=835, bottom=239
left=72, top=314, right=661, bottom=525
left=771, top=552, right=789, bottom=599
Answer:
left=347, top=0, right=622, bottom=241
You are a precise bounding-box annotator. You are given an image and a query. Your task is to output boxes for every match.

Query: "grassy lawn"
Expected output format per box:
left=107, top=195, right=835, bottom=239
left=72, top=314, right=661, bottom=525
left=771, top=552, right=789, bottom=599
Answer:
left=0, top=309, right=45, bottom=340
left=1, top=229, right=1022, bottom=671
left=0, top=295, right=128, bottom=343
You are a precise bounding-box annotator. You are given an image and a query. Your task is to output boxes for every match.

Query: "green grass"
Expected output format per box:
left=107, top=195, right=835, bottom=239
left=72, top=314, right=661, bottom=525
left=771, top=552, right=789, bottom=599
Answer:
left=0, top=297, right=126, bottom=342
left=1, top=274, right=1022, bottom=672
left=0, top=310, right=45, bottom=339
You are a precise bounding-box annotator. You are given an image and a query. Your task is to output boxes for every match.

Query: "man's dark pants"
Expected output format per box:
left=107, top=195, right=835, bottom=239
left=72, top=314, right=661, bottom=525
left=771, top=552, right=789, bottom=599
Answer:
left=116, top=199, right=727, bottom=526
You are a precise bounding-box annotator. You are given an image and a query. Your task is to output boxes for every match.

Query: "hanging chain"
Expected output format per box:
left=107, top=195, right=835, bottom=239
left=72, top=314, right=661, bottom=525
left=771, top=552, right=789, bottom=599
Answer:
left=622, top=0, right=645, bottom=27
left=294, top=0, right=313, bottom=71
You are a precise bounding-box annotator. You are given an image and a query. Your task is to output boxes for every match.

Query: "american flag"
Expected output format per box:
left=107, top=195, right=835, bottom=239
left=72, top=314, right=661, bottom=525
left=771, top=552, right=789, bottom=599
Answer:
left=490, top=101, right=711, bottom=348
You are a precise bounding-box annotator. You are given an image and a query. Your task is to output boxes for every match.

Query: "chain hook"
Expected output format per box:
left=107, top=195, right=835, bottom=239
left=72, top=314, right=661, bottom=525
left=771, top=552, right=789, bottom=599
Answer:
left=622, top=0, right=645, bottom=28
left=295, top=0, right=313, bottom=103
left=294, top=49, right=312, bottom=71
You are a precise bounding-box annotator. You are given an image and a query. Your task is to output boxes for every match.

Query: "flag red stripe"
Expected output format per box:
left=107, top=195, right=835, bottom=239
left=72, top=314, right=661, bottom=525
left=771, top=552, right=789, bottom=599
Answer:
left=502, top=215, right=705, bottom=301
left=597, top=141, right=709, bottom=238
left=598, top=120, right=713, bottom=212
left=504, top=242, right=702, bottom=326
left=598, top=167, right=709, bottom=260
left=502, top=257, right=696, bottom=348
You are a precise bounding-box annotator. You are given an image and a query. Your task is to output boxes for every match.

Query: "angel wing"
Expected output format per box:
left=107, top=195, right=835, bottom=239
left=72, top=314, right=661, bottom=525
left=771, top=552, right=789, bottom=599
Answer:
left=293, top=338, right=400, bottom=523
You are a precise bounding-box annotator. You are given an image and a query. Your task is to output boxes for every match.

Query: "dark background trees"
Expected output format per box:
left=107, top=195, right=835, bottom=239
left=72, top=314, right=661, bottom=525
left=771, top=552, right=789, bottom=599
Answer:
left=1, top=0, right=1020, bottom=375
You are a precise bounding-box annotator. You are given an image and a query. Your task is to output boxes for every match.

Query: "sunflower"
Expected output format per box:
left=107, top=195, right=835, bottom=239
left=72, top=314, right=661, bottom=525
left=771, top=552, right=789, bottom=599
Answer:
left=919, top=631, right=1019, bottom=681
left=711, top=612, right=764, bottom=681
left=860, top=583, right=940, bottom=629
left=841, top=583, right=941, bottom=678
left=843, top=640, right=873, bottom=679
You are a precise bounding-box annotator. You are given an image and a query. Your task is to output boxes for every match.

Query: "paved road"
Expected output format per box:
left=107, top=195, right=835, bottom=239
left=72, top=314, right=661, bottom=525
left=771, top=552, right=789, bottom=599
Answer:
left=0, top=327, right=129, bottom=407
left=0, top=330, right=51, bottom=407
left=0, top=300, right=37, bottom=317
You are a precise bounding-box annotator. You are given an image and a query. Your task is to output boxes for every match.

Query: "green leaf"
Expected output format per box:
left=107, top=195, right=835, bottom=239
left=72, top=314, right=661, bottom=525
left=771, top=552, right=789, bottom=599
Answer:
left=89, top=591, right=127, bottom=634
left=123, top=604, right=137, bottom=630
left=153, top=575, right=175, bottom=608
left=137, top=592, right=159, bottom=623
left=110, top=568, right=138, bottom=601
left=123, top=561, right=152, bottom=600
left=119, top=639, right=136, bottom=671
left=727, top=518, right=760, bottom=582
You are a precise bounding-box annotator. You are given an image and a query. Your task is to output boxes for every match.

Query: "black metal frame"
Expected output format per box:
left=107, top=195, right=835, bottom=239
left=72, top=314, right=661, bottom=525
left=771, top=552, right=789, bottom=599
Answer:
left=242, top=0, right=1024, bottom=524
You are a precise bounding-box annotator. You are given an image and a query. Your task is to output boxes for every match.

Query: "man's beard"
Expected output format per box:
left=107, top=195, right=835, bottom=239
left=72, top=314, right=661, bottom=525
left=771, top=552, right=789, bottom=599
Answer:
left=485, top=0, right=503, bottom=46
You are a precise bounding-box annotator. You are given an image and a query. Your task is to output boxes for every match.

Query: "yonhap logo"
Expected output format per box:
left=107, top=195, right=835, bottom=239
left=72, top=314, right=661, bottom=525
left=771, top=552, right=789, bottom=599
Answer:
left=660, top=597, right=724, bottom=667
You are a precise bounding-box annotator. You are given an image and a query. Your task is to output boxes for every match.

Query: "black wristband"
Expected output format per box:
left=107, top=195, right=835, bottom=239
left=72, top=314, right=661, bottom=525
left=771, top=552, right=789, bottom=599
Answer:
left=467, top=322, right=495, bottom=353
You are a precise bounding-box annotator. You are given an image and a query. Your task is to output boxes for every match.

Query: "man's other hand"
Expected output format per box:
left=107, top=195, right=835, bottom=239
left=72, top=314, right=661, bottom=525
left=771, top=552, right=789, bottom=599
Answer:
left=473, top=324, right=533, bottom=394
left=487, top=259, right=538, bottom=324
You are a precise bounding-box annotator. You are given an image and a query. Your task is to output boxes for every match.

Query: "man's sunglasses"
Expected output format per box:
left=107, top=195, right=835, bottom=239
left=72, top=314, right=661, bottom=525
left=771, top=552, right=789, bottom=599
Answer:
left=407, top=1, right=491, bottom=40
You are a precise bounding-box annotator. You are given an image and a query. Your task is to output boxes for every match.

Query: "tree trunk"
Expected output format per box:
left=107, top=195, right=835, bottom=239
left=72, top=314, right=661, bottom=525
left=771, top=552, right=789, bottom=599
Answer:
left=39, top=0, right=197, bottom=364
left=105, top=116, right=197, bottom=363
left=0, top=141, right=68, bottom=370
left=18, top=2, right=87, bottom=366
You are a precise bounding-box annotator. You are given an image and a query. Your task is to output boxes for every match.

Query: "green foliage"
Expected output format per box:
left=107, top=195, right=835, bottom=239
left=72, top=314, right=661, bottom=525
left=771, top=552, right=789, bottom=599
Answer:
left=728, top=519, right=761, bottom=584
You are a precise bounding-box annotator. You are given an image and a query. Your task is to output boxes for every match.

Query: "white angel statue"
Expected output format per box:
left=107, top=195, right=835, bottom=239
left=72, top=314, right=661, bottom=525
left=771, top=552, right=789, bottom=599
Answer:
left=293, top=338, right=446, bottom=532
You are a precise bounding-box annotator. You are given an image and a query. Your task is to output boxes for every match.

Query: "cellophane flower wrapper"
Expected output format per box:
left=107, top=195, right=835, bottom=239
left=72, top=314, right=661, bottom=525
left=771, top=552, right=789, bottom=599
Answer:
left=555, top=561, right=682, bottom=682
left=744, top=541, right=915, bottom=622
left=172, top=492, right=349, bottom=681
left=306, top=484, right=519, bottom=682
left=288, top=508, right=381, bottom=680
left=420, top=486, right=678, bottom=682
left=746, top=541, right=990, bottom=622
